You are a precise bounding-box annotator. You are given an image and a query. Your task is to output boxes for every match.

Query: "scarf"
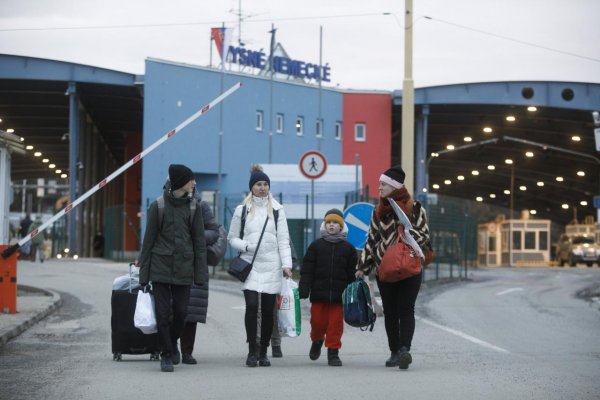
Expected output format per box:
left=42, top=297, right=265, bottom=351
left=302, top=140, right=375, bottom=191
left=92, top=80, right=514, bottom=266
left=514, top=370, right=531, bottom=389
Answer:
left=375, top=187, right=412, bottom=220
left=320, top=228, right=348, bottom=243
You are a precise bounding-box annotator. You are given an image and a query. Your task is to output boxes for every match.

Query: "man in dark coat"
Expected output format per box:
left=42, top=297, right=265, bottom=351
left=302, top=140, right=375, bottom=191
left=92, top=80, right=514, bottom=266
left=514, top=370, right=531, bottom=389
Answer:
left=139, top=164, right=208, bottom=372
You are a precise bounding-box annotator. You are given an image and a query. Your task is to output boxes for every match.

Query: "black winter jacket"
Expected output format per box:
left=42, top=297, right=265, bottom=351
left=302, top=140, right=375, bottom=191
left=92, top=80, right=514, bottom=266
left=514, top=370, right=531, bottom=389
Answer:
left=299, top=238, right=357, bottom=304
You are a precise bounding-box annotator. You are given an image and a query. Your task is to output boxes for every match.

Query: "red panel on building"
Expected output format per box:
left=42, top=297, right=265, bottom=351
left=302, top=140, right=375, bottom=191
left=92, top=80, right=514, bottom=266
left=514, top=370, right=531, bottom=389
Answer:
left=342, top=92, right=392, bottom=197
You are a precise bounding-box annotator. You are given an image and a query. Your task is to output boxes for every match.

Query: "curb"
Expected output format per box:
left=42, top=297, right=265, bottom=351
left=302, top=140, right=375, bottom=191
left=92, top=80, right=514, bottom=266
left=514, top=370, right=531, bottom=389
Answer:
left=0, top=285, right=63, bottom=347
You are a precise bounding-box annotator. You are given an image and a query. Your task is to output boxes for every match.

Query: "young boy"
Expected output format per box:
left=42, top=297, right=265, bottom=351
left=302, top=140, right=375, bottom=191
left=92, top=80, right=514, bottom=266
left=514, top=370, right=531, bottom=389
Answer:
left=299, top=209, right=357, bottom=366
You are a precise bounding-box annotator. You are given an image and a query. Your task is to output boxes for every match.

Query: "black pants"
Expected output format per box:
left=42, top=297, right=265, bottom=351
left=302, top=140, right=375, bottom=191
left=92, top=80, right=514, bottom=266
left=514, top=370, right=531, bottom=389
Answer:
left=376, top=272, right=421, bottom=352
left=153, top=282, right=190, bottom=357
left=180, top=321, right=197, bottom=355
left=243, top=290, right=276, bottom=348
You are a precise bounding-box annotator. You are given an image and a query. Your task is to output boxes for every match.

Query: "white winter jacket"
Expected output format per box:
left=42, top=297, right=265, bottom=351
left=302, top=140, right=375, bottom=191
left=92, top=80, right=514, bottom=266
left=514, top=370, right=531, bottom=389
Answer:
left=228, top=195, right=293, bottom=294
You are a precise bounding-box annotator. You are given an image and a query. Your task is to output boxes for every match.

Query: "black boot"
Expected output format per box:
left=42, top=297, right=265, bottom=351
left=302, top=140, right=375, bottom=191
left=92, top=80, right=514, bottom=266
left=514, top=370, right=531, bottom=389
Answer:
left=398, top=346, right=412, bottom=370
left=258, top=345, right=271, bottom=367
left=309, top=340, right=324, bottom=361
left=385, top=351, right=400, bottom=367
left=272, top=345, right=283, bottom=358
left=246, top=343, right=258, bottom=367
left=327, top=348, right=342, bottom=367
left=160, top=355, right=174, bottom=372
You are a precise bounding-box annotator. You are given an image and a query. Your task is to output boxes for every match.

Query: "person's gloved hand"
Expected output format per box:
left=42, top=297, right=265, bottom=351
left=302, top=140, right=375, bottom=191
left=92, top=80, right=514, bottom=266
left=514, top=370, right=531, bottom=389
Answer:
left=299, top=286, right=309, bottom=299
left=245, top=243, right=257, bottom=253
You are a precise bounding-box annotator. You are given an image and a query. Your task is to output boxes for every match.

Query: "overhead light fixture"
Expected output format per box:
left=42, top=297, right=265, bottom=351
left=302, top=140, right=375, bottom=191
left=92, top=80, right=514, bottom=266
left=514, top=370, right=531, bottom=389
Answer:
left=25, top=145, right=33, bottom=150
left=571, top=136, right=581, bottom=142
left=6, top=128, right=14, bottom=133
left=527, top=106, right=537, bottom=112
left=20, top=137, right=24, bottom=142
left=471, top=170, right=479, bottom=175
left=0, top=118, right=2, bottom=123
left=432, top=184, right=440, bottom=189
left=61, top=173, right=67, bottom=178
left=34, top=151, right=42, bottom=157
left=49, top=164, right=55, bottom=169
left=483, top=127, right=493, bottom=133
left=55, top=169, right=62, bottom=174
left=561, top=204, right=569, bottom=209
left=504, top=189, right=510, bottom=195
left=476, top=197, right=483, bottom=202
left=519, top=186, right=527, bottom=191
left=506, top=116, right=516, bottom=122
left=42, top=158, right=49, bottom=163
left=463, top=137, right=472, bottom=142
left=487, top=165, right=495, bottom=170
left=525, top=151, right=534, bottom=158
left=577, top=171, right=585, bottom=177
left=580, top=200, right=588, bottom=206
left=446, top=144, right=455, bottom=150
left=489, top=194, right=496, bottom=198
left=457, top=175, right=465, bottom=181
left=505, top=159, right=513, bottom=165
left=431, top=152, right=439, bottom=157
left=537, top=181, right=544, bottom=187
left=556, top=176, right=564, bottom=182
left=444, top=179, right=452, bottom=185
left=422, top=188, right=427, bottom=193
left=530, top=210, right=537, bottom=215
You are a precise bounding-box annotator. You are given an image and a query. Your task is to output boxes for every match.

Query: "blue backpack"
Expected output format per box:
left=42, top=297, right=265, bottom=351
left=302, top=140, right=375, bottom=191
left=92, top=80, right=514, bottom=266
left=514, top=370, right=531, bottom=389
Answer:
left=342, top=279, right=376, bottom=332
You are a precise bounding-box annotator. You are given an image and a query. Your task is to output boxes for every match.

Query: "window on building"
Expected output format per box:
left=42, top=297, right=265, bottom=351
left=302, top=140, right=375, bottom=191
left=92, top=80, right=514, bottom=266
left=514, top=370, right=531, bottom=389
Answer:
left=335, top=121, right=342, bottom=141
left=524, top=231, right=536, bottom=249
left=296, top=116, right=304, bottom=136
left=355, top=123, right=366, bottom=142
left=316, top=119, right=323, bottom=138
left=512, top=231, right=522, bottom=250
left=256, top=111, right=263, bottom=131
left=276, top=113, right=284, bottom=134
left=539, top=231, right=548, bottom=250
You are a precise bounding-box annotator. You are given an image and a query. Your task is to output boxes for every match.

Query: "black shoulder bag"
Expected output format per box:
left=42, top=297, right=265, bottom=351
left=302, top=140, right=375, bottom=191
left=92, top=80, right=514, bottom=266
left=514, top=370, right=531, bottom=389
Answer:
left=227, top=207, right=269, bottom=282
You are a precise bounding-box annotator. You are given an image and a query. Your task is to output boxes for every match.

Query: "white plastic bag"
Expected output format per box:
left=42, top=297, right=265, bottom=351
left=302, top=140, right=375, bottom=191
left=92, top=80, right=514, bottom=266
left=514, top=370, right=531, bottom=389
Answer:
left=278, top=278, right=301, bottom=337
left=134, top=289, right=157, bottom=334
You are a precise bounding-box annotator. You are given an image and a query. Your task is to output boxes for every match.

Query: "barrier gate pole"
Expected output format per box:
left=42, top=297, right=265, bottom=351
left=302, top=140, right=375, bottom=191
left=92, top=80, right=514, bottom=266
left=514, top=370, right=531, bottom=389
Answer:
left=1, top=81, right=242, bottom=263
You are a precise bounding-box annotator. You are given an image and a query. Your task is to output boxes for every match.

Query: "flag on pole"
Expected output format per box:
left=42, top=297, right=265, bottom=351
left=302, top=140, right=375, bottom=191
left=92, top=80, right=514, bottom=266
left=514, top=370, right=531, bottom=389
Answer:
left=211, top=27, right=232, bottom=61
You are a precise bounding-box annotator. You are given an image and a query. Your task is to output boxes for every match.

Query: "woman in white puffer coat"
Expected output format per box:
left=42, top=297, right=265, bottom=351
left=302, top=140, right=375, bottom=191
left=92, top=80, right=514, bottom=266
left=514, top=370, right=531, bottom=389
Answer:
left=228, top=164, right=293, bottom=368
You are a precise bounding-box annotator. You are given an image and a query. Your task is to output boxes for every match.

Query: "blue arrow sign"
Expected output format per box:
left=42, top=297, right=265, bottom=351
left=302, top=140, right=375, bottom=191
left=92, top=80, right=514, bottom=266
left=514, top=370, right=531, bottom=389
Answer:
left=343, top=202, right=375, bottom=250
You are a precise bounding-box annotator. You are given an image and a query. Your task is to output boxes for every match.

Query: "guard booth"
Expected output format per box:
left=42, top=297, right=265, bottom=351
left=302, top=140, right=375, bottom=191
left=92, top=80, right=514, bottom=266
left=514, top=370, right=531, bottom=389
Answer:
left=565, top=218, right=597, bottom=238
left=478, top=213, right=551, bottom=267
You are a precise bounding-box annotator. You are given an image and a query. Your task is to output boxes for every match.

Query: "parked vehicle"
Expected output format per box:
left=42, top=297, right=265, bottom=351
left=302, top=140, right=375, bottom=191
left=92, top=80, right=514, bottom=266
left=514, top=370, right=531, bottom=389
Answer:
left=556, top=234, right=600, bottom=267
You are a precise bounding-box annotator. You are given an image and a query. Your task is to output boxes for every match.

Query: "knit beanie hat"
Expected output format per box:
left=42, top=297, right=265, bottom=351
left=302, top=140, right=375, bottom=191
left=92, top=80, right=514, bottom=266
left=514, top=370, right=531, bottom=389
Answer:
left=249, top=164, right=270, bottom=190
left=169, top=164, right=194, bottom=191
left=380, top=165, right=405, bottom=189
left=324, top=208, right=344, bottom=229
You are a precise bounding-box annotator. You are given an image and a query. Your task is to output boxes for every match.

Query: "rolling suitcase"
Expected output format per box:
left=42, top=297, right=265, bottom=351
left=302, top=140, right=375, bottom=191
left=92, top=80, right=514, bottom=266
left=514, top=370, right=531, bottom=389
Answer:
left=111, top=264, right=160, bottom=361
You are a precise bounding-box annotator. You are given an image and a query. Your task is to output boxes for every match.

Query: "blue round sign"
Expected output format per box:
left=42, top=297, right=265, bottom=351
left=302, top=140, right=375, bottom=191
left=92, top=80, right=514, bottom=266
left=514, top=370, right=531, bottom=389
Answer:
left=343, top=202, right=375, bottom=250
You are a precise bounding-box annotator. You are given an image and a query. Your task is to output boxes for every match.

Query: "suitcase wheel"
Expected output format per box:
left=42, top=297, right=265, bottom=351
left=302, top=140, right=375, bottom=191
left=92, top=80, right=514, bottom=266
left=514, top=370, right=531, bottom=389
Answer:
left=113, top=352, right=122, bottom=361
left=150, top=352, right=160, bottom=361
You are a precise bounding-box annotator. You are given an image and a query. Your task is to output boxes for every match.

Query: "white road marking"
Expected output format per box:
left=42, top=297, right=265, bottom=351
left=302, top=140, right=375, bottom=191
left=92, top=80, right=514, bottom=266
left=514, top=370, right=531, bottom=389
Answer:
left=496, top=287, right=523, bottom=296
left=345, top=213, right=370, bottom=232
left=417, top=316, right=510, bottom=353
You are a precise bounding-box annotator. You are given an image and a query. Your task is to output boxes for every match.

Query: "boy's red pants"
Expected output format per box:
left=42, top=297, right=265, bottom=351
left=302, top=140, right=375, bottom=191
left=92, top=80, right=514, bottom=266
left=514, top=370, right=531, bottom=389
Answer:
left=310, top=303, right=344, bottom=349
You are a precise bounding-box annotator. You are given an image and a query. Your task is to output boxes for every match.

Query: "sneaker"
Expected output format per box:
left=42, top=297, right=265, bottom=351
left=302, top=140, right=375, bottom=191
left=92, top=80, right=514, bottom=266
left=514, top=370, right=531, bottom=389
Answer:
left=398, top=347, right=412, bottom=370
left=272, top=345, right=283, bottom=358
left=182, top=353, right=197, bottom=365
left=160, top=356, right=174, bottom=372
left=309, top=340, right=324, bottom=361
left=258, top=354, right=271, bottom=367
left=246, top=352, right=258, bottom=367
left=385, top=351, right=400, bottom=367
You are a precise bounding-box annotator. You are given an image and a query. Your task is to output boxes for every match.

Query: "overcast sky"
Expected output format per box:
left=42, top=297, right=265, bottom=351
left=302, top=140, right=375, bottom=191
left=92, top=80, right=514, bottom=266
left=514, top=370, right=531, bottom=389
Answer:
left=1, top=0, right=599, bottom=91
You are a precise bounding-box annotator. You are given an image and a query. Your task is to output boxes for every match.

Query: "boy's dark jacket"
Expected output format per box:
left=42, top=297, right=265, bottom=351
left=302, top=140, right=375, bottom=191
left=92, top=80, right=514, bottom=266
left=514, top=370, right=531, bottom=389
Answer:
left=299, top=238, right=357, bottom=303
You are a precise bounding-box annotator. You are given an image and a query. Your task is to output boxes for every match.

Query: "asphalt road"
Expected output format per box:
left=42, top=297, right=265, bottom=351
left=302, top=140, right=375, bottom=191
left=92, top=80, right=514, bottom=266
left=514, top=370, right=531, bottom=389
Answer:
left=1, top=260, right=599, bottom=400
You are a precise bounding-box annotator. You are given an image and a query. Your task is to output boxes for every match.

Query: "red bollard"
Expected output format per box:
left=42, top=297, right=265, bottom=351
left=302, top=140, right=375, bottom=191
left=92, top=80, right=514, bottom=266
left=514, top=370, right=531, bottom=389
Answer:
left=0, top=244, right=17, bottom=314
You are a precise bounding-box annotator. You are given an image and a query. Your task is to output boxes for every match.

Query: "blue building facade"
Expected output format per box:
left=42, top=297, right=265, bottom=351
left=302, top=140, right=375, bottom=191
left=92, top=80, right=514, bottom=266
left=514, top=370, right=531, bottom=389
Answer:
left=141, top=58, right=344, bottom=231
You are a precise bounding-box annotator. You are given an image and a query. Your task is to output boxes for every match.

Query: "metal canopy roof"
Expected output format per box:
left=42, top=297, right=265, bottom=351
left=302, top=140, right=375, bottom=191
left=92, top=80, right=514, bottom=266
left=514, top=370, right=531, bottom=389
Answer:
left=0, top=55, right=142, bottom=183
left=393, top=81, right=600, bottom=226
